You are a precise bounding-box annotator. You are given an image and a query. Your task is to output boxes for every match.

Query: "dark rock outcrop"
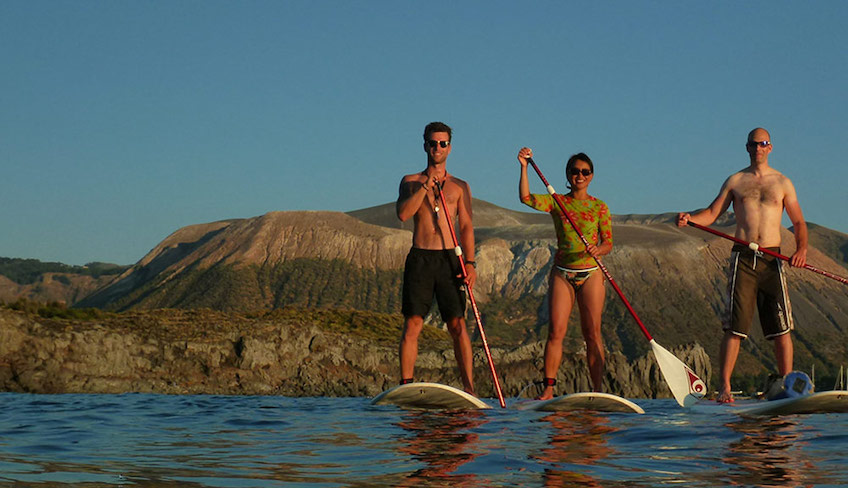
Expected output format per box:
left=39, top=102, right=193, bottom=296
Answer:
left=0, top=307, right=709, bottom=399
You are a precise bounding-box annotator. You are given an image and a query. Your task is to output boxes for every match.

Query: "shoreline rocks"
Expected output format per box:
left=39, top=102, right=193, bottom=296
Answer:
left=0, top=307, right=710, bottom=399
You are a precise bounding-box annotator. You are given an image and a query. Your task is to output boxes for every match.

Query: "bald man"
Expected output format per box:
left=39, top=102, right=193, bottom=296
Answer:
left=678, top=128, right=808, bottom=403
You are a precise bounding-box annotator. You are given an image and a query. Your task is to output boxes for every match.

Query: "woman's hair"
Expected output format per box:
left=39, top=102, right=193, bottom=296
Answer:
left=565, top=152, right=594, bottom=189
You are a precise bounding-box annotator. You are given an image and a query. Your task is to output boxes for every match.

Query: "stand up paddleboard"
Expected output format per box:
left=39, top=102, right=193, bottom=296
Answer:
left=519, top=392, right=644, bottom=414
left=696, top=391, right=848, bottom=416
left=697, top=373, right=848, bottom=416
left=371, top=382, right=491, bottom=410
left=739, top=390, right=848, bottom=416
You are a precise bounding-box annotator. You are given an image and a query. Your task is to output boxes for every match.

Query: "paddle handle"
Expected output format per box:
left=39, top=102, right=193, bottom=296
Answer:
left=686, top=221, right=848, bottom=285
left=525, top=158, right=654, bottom=342
left=436, top=180, right=506, bottom=408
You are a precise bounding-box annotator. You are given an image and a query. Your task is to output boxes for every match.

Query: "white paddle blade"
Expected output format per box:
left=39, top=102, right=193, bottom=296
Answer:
left=650, top=340, right=707, bottom=407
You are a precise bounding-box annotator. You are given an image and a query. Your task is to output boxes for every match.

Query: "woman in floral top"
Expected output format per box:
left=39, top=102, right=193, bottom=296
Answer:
left=517, top=147, right=613, bottom=400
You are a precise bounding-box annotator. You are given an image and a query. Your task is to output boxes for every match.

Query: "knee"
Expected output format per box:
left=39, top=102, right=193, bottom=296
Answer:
left=546, top=328, right=567, bottom=343
left=401, top=317, right=424, bottom=339
left=582, top=328, right=602, bottom=346
left=445, top=318, right=467, bottom=338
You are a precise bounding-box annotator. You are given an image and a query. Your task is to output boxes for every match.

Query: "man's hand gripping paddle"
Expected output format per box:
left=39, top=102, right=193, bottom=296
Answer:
left=435, top=179, right=506, bottom=408
left=526, top=157, right=706, bottom=407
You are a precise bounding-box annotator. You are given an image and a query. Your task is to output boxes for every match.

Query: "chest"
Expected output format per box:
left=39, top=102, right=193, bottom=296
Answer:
left=734, top=178, right=783, bottom=206
left=554, top=198, right=600, bottom=225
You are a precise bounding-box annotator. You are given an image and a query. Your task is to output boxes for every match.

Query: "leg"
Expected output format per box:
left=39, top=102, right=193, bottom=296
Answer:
left=399, top=248, right=436, bottom=385
left=758, top=256, right=794, bottom=377
left=773, top=333, right=793, bottom=376
left=576, top=271, right=606, bottom=392
left=445, top=317, right=474, bottom=394
left=719, top=249, right=755, bottom=403
left=538, top=270, right=576, bottom=400
left=399, top=315, right=424, bottom=382
left=717, top=331, right=741, bottom=403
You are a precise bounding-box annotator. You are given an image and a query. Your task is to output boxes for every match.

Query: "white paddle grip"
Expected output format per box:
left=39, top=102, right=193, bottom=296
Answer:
left=454, top=247, right=463, bottom=257
left=748, top=242, right=760, bottom=252
left=546, top=185, right=556, bottom=195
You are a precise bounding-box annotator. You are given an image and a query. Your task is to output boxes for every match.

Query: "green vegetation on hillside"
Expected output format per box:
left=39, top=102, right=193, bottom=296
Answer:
left=254, top=307, right=449, bottom=345
left=1, top=299, right=448, bottom=347
left=2, top=298, right=109, bottom=320
left=0, top=257, right=129, bottom=285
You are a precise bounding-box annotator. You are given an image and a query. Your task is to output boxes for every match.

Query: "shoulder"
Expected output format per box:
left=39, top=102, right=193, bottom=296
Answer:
left=400, top=172, right=423, bottom=183
left=448, top=174, right=468, bottom=186
left=447, top=174, right=471, bottom=192
left=769, top=168, right=791, bottom=182
left=724, top=169, right=749, bottom=186
left=586, top=195, right=609, bottom=209
left=774, top=171, right=797, bottom=192
left=759, top=167, right=793, bottom=189
left=722, top=170, right=754, bottom=194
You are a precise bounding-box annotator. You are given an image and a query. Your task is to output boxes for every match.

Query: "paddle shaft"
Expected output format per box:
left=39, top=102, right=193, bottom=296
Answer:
left=686, top=221, right=848, bottom=285
left=525, top=158, right=654, bottom=341
left=435, top=180, right=506, bottom=408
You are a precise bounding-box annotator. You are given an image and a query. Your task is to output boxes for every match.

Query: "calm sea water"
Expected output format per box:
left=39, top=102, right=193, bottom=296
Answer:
left=1, top=392, right=847, bottom=487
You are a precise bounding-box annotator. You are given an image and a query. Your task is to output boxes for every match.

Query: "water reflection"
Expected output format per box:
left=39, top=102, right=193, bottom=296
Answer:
left=394, top=410, right=487, bottom=487
left=532, top=411, right=617, bottom=487
left=723, top=415, right=833, bottom=487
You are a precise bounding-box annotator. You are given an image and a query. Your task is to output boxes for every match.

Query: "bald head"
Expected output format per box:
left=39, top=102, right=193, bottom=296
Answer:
left=747, top=127, right=771, bottom=143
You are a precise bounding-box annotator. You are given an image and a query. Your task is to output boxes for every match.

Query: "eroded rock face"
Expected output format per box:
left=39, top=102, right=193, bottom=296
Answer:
left=0, top=308, right=710, bottom=399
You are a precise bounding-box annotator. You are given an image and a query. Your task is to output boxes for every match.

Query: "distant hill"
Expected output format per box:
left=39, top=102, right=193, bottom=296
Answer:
left=800, top=222, right=848, bottom=269
left=0, top=258, right=129, bottom=305
left=346, top=198, right=550, bottom=231
left=0, top=258, right=127, bottom=284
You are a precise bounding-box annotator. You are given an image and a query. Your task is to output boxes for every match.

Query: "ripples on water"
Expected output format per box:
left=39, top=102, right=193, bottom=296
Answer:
left=0, top=392, right=846, bottom=487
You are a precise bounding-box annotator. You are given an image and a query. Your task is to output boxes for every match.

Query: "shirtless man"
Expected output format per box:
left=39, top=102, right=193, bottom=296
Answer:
left=678, top=128, right=808, bottom=403
left=396, top=121, right=477, bottom=393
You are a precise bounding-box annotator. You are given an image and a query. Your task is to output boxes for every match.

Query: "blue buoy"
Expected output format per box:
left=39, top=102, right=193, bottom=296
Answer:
left=767, top=371, right=814, bottom=400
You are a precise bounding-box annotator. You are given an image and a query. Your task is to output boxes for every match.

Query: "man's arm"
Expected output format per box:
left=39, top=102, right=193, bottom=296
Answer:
left=677, top=176, right=735, bottom=227
left=783, top=178, right=808, bottom=267
left=396, top=176, right=431, bottom=222
left=455, top=178, right=477, bottom=288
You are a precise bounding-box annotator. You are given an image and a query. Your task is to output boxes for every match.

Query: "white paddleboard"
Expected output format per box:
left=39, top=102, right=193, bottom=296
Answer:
left=694, top=390, right=848, bottom=416
left=740, top=390, right=848, bottom=416
left=520, top=392, right=644, bottom=414
left=371, top=382, right=491, bottom=410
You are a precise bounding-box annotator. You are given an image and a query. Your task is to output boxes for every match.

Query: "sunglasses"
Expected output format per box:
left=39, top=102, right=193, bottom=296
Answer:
left=747, top=140, right=770, bottom=148
left=426, top=140, right=450, bottom=149
left=569, top=168, right=593, bottom=177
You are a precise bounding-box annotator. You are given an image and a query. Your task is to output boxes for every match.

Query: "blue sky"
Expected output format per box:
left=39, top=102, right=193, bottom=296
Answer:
left=2, top=1, right=846, bottom=265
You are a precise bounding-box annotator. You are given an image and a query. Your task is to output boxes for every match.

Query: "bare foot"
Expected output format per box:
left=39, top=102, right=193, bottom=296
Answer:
left=535, top=386, right=554, bottom=401
left=716, top=389, right=735, bottom=404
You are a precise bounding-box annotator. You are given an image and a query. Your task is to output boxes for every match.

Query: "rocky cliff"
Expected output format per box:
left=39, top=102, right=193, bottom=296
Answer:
left=0, top=307, right=709, bottom=399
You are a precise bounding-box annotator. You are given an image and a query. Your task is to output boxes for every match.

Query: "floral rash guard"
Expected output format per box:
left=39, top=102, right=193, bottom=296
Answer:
left=521, top=193, right=613, bottom=268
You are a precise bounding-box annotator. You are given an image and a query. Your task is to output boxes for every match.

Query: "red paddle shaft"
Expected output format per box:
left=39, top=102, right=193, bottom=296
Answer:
left=525, top=158, right=654, bottom=341
left=686, top=221, right=848, bottom=285
left=435, top=180, right=506, bottom=408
